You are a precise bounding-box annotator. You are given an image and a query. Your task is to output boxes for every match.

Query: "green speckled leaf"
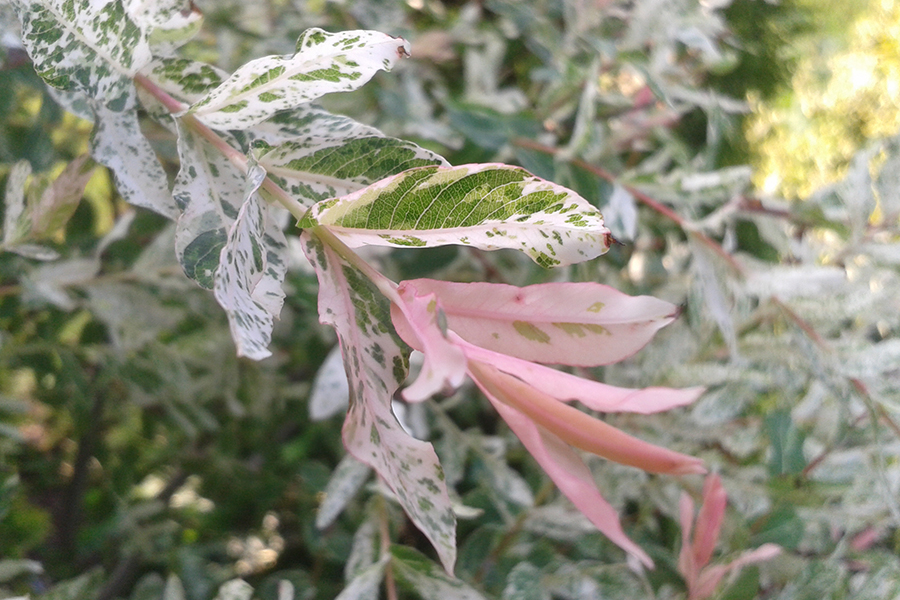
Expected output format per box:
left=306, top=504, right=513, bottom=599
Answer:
left=11, top=0, right=151, bottom=110
left=302, top=232, right=457, bottom=574
left=256, top=133, right=447, bottom=208
left=141, top=57, right=227, bottom=106
left=213, top=164, right=288, bottom=360
left=185, top=28, right=410, bottom=130
left=299, top=163, right=612, bottom=268
left=172, top=121, right=247, bottom=288
left=91, top=100, right=179, bottom=218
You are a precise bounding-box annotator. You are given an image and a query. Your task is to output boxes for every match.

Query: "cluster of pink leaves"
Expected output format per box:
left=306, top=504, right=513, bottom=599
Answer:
left=389, top=277, right=708, bottom=568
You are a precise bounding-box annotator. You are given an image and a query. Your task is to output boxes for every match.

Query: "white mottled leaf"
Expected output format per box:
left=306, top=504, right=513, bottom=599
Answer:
left=186, top=28, right=411, bottom=130
left=11, top=0, right=151, bottom=110
left=604, top=184, right=637, bottom=241
left=309, top=344, right=351, bottom=421
left=140, top=57, right=228, bottom=106
left=256, top=132, right=447, bottom=208
left=302, top=231, right=457, bottom=573
left=335, top=557, right=389, bottom=600
left=249, top=103, right=383, bottom=146
left=299, top=164, right=611, bottom=268
left=2, top=160, right=31, bottom=246
left=213, top=164, right=288, bottom=360
left=315, top=454, right=371, bottom=529
left=172, top=121, right=247, bottom=288
left=91, top=101, right=179, bottom=219
left=125, top=0, right=202, bottom=55
left=213, top=580, right=253, bottom=600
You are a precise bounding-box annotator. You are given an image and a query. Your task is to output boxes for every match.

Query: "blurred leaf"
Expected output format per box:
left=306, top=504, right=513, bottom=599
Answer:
left=765, top=410, right=807, bottom=477
left=391, top=545, right=489, bottom=600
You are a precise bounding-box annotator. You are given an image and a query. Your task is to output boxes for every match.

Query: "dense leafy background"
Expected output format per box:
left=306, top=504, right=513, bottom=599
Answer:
left=1, top=0, right=899, bottom=599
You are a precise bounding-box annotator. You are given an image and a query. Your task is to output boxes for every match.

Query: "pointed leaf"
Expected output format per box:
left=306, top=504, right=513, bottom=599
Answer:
left=186, top=28, right=411, bottom=129
left=172, top=121, right=247, bottom=287
left=473, top=373, right=653, bottom=568
left=91, top=102, right=179, bottom=218
left=256, top=134, right=447, bottom=208
left=301, top=232, right=457, bottom=573
left=212, top=164, right=288, bottom=360
left=400, top=279, right=679, bottom=366
left=11, top=0, right=151, bottom=109
left=299, top=164, right=611, bottom=268
left=459, top=339, right=703, bottom=414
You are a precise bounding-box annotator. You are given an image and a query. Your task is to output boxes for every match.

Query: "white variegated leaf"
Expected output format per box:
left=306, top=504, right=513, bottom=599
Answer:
left=256, top=132, right=447, bottom=208
left=141, top=57, right=228, bottom=106
left=91, top=100, right=179, bottom=219
left=309, top=344, right=351, bottom=421
left=2, top=160, right=31, bottom=246
left=301, top=231, right=457, bottom=573
left=299, top=164, right=611, bottom=268
left=125, top=0, right=202, bottom=55
left=185, top=28, right=411, bottom=130
left=213, top=164, right=288, bottom=360
left=315, top=454, right=371, bottom=529
left=11, top=0, right=151, bottom=110
left=249, top=103, right=383, bottom=146
left=172, top=121, right=247, bottom=288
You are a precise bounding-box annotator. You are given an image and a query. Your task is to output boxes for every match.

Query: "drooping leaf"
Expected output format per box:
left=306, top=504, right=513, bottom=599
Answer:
left=397, top=279, right=679, bottom=366
left=299, top=164, right=611, bottom=268
left=301, top=231, right=457, bottom=573
left=473, top=370, right=654, bottom=569
left=172, top=121, right=247, bottom=288
left=212, top=164, right=288, bottom=360
left=185, top=28, right=411, bottom=130
left=255, top=133, right=447, bottom=208
left=91, top=100, right=179, bottom=219
left=11, top=0, right=151, bottom=110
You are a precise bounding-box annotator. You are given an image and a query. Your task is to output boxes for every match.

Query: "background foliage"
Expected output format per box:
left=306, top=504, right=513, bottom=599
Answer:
left=1, top=0, right=899, bottom=599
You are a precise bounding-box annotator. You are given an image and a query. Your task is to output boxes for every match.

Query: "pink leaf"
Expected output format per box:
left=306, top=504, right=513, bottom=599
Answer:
left=473, top=370, right=654, bottom=568
left=459, top=338, right=703, bottom=414
left=468, top=362, right=705, bottom=476
left=693, top=474, right=727, bottom=569
left=401, top=279, right=679, bottom=366
left=391, top=285, right=467, bottom=402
